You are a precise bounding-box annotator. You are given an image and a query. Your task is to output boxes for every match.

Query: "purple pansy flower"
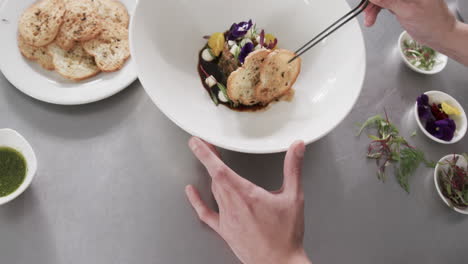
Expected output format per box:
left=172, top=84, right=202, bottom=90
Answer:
left=417, top=94, right=429, bottom=106
left=425, top=118, right=456, bottom=141
left=238, top=42, right=254, bottom=64
left=418, top=104, right=434, bottom=120
left=228, top=19, right=253, bottom=40
left=417, top=93, right=433, bottom=120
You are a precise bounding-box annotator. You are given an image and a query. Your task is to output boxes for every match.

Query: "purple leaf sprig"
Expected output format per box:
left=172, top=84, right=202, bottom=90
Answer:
left=259, top=30, right=278, bottom=49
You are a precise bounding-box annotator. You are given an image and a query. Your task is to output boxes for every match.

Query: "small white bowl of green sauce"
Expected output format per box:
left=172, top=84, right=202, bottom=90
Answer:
left=398, top=31, right=448, bottom=75
left=0, top=128, right=37, bottom=206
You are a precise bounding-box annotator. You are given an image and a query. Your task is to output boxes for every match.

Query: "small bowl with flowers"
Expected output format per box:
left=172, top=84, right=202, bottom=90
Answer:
left=414, top=91, right=467, bottom=144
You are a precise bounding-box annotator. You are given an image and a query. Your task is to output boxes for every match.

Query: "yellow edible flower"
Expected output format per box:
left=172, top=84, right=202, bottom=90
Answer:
left=441, top=102, right=461, bottom=116
left=208, top=33, right=225, bottom=57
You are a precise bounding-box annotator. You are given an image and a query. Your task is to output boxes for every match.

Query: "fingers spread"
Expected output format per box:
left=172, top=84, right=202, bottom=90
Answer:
left=282, top=141, right=306, bottom=195
left=189, top=137, right=252, bottom=191
left=185, top=185, right=220, bottom=233
left=364, top=3, right=382, bottom=27
left=189, top=137, right=232, bottom=181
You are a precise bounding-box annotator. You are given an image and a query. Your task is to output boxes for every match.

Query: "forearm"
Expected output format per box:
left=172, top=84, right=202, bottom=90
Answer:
left=436, top=21, right=468, bottom=66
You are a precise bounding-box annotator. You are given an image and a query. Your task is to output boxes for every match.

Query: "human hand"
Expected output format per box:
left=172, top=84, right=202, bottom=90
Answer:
left=185, top=137, right=311, bottom=264
left=364, top=0, right=456, bottom=47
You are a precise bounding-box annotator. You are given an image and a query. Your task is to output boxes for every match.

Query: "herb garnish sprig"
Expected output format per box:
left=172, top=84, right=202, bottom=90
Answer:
left=358, top=112, right=434, bottom=192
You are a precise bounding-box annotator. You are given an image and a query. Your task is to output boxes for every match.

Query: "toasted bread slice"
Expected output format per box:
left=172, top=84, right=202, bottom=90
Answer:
left=227, top=49, right=271, bottom=105
left=48, top=43, right=100, bottom=81
left=55, top=0, right=102, bottom=50
left=18, top=0, right=65, bottom=47
left=255, top=49, right=301, bottom=104
left=94, top=0, right=129, bottom=27
left=82, top=22, right=130, bottom=72
left=54, top=29, right=76, bottom=51
left=18, top=35, right=55, bottom=70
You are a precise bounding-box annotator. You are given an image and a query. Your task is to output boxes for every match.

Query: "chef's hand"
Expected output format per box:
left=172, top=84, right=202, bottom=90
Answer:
left=364, top=0, right=468, bottom=66
left=364, top=0, right=456, bottom=43
left=185, top=137, right=312, bottom=264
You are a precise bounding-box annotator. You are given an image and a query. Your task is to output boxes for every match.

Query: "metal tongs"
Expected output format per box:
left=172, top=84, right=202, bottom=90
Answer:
left=289, top=0, right=370, bottom=63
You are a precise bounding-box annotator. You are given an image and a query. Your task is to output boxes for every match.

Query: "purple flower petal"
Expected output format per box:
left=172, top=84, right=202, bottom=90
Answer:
left=425, top=118, right=457, bottom=141
left=228, top=19, right=253, bottom=40
left=238, top=42, right=254, bottom=64
left=425, top=119, right=436, bottom=134
left=418, top=104, right=433, bottom=121
left=417, top=93, right=435, bottom=123
left=417, top=94, right=429, bottom=106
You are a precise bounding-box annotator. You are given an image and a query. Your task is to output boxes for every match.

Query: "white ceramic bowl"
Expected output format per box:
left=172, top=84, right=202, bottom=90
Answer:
left=130, top=0, right=366, bottom=154
left=434, top=154, right=468, bottom=215
left=414, top=91, right=467, bottom=144
left=0, top=128, right=37, bottom=206
left=398, top=31, right=448, bottom=75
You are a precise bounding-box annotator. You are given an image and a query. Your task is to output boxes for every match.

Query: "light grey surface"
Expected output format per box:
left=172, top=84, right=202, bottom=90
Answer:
left=1, top=1, right=468, bottom=263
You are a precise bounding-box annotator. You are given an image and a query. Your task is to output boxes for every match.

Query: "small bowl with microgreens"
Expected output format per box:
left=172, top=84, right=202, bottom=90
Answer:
left=398, top=31, right=448, bottom=74
left=0, top=128, right=37, bottom=206
left=414, top=91, right=467, bottom=144
left=434, top=154, right=468, bottom=214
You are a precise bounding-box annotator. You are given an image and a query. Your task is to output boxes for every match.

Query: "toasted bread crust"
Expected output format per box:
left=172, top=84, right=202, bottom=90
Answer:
left=18, top=35, right=55, bottom=70
left=82, top=22, right=130, bottom=72
left=48, top=43, right=101, bottom=81
left=255, top=49, right=301, bottom=104
left=18, top=0, right=65, bottom=47
left=55, top=0, right=102, bottom=48
left=94, top=0, right=129, bottom=27
left=227, top=49, right=271, bottom=105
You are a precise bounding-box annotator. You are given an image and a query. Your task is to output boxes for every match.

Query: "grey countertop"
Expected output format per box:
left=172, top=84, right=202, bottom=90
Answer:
left=1, top=1, right=468, bottom=263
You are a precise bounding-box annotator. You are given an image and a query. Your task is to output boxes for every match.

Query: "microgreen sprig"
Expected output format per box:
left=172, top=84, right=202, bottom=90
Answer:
left=358, top=112, right=434, bottom=192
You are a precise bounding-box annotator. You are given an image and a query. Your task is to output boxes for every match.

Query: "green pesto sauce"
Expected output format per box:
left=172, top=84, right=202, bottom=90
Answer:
left=0, top=147, right=27, bottom=197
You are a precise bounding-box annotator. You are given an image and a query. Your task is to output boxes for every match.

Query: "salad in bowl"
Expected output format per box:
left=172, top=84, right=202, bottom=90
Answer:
left=198, top=20, right=301, bottom=111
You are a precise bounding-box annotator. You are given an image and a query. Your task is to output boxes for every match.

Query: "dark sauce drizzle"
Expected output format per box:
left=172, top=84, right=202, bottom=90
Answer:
left=197, top=47, right=268, bottom=112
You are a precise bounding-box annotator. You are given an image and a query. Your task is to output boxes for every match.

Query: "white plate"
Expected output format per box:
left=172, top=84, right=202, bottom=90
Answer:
left=0, top=0, right=137, bottom=105
left=130, top=0, right=366, bottom=154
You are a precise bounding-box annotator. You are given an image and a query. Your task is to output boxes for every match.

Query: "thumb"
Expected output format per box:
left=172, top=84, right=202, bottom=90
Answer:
left=364, top=4, right=382, bottom=27
left=282, top=141, right=306, bottom=195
